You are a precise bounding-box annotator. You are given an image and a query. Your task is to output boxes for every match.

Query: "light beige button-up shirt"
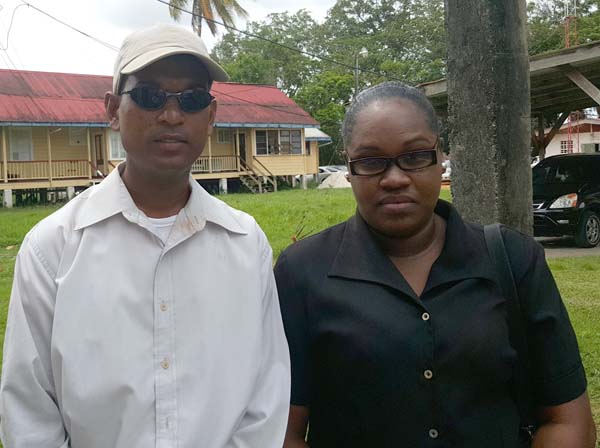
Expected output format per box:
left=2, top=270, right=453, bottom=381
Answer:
left=0, top=169, right=290, bottom=448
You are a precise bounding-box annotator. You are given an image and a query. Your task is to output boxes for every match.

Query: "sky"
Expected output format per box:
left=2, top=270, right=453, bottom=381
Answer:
left=0, top=0, right=337, bottom=75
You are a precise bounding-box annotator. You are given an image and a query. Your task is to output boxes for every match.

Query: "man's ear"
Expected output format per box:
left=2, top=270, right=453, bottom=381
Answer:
left=105, top=92, right=121, bottom=131
left=206, top=100, right=217, bottom=135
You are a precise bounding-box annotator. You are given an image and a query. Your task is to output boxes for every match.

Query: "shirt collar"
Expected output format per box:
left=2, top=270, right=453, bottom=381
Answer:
left=74, top=167, right=247, bottom=235
left=328, top=200, right=496, bottom=296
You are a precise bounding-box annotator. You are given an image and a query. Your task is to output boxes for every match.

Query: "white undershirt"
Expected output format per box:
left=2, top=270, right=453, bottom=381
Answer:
left=146, top=215, right=177, bottom=243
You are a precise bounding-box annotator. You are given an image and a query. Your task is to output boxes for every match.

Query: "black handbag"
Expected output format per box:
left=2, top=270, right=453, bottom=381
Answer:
left=484, top=223, right=536, bottom=446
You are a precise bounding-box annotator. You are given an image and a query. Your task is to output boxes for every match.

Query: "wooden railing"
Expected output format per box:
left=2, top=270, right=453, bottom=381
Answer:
left=191, top=155, right=238, bottom=173
left=4, top=160, right=90, bottom=181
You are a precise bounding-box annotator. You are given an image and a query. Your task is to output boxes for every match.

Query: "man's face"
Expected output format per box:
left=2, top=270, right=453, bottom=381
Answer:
left=106, top=54, right=216, bottom=178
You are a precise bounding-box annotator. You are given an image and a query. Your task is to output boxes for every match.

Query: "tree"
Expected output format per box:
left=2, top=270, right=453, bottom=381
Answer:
left=527, top=0, right=600, bottom=55
left=294, top=71, right=354, bottom=164
left=168, top=0, right=248, bottom=37
left=212, top=11, right=321, bottom=96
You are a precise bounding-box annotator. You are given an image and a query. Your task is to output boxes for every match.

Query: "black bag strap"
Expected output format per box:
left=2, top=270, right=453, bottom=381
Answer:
left=484, top=223, right=535, bottom=433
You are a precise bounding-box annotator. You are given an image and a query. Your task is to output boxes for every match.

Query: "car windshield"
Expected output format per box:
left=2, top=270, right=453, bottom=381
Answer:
left=532, top=160, right=582, bottom=185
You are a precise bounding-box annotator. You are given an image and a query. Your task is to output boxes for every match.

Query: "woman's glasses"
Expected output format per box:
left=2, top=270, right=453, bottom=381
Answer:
left=347, top=149, right=438, bottom=176
left=121, top=86, right=214, bottom=113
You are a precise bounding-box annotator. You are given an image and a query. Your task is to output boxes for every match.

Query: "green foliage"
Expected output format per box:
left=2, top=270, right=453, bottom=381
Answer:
left=212, top=10, right=320, bottom=96
left=294, top=71, right=354, bottom=163
left=527, top=0, right=600, bottom=55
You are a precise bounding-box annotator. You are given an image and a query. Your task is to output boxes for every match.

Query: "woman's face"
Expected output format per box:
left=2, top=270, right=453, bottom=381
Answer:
left=345, top=98, right=443, bottom=238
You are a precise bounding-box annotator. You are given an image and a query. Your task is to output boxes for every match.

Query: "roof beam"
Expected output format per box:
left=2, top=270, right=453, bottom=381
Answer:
left=562, top=65, right=600, bottom=106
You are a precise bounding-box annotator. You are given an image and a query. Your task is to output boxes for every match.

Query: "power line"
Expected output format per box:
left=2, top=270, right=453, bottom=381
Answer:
left=156, top=0, right=398, bottom=82
left=0, top=2, right=26, bottom=51
left=19, top=1, right=119, bottom=52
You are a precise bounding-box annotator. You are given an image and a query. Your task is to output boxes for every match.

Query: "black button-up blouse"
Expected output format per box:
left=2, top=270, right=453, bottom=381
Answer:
left=274, top=200, right=586, bottom=448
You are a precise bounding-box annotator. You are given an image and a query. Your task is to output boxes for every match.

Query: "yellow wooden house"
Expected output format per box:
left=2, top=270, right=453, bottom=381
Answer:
left=0, top=69, right=329, bottom=206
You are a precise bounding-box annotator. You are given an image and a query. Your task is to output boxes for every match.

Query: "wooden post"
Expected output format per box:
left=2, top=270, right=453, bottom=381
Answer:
left=445, top=0, right=532, bottom=234
left=1, top=127, right=7, bottom=183
left=208, top=134, right=213, bottom=173
left=236, top=129, right=240, bottom=171
left=87, top=128, right=92, bottom=179
left=47, top=128, right=53, bottom=182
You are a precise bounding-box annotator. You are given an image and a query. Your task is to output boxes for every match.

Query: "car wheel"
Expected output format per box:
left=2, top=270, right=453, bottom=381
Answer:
left=574, top=210, right=600, bottom=248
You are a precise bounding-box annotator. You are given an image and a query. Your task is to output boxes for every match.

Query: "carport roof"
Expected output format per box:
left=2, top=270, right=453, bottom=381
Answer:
left=421, top=40, right=600, bottom=116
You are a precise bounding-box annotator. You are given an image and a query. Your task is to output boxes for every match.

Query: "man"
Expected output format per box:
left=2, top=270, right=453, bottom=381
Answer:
left=0, top=25, right=290, bottom=448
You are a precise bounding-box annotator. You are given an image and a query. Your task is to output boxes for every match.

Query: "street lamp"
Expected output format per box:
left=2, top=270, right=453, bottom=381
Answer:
left=354, top=47, right=369, bottom=97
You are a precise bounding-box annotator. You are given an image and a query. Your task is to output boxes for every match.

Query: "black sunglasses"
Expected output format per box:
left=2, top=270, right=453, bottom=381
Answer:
left=121, top=86, right=214, bottom=113
left=347, top=149, right=438, bottom=176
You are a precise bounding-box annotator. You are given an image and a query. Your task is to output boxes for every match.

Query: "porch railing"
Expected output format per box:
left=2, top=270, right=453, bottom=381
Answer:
left=191, top=155, right=238, bottom=173
left=3, top=160, right=90, bottom=181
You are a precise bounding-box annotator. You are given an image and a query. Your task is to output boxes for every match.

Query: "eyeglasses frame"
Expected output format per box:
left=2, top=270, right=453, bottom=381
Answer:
left=346, top=148, right=440, bottom=177
left=120, top=86, right=215, bottom=113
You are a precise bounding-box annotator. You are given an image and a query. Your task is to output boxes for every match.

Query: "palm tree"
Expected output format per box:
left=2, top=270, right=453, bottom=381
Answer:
left=168, top=0, right=248, bottom=37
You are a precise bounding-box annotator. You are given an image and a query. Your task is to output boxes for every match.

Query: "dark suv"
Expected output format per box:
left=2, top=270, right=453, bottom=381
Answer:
left=533, top=153, right=600, bottom=247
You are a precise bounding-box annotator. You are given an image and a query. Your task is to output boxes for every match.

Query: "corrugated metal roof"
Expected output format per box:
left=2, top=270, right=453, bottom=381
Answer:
left=0, top=69, right=319, bottom=127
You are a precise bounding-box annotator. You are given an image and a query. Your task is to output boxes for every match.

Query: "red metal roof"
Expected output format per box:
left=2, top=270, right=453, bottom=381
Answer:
left=0, top=69, right=319, bottom=127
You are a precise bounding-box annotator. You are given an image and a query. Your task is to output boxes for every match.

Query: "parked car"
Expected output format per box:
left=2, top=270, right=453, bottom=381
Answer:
left=532, top=153, right=600, bottom=247
left=296, top=165, right=347, bottom=184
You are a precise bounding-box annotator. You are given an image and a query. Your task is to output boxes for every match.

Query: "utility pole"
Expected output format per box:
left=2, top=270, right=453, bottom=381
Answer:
left=444, top=0, right=532, bottom=234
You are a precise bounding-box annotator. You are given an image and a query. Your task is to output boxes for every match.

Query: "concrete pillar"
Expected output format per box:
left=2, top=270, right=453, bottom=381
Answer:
left=219, top=178, right=228, bottom=194
left=2, top=189, right=13, bottom=208
left=445, top=0, right=532, bottom=234
left=292, top=176, right=297, bottom=188
left=67, top=186, right=75, bottom=200
left=302, top=175, right=308, bottom=190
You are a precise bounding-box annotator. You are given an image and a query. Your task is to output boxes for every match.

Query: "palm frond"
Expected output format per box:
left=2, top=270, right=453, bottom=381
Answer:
left=168, top=0, right=189, bottom=21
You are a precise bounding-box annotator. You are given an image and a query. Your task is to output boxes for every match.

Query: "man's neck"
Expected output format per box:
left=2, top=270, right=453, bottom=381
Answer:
left=120, top=163, right=191, bottom=218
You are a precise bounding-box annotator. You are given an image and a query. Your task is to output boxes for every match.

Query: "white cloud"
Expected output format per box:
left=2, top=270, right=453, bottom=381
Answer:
left=0, top=0, right=336, bottom=75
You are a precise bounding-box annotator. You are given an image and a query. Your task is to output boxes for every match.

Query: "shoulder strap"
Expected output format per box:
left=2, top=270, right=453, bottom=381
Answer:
left=483, top=223, right=534, bottom=428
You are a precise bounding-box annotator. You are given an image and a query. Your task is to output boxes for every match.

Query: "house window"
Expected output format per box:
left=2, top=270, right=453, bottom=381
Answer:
left=9, top=127, right=33, bottom=161
left=256, top=129, right=302, bottom=155
left=217, top=129, right=232, bottom=144
left=109, top=130, right=127, bottom=160
left=69, top=128, right=85, bottom=146
left=560, top=140, right=574, bottom=154
left=305, top=141, right=311, bottom=155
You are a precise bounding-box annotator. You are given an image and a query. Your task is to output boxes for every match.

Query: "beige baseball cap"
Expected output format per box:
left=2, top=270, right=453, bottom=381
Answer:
left=112, top=24, right=229, bottom=93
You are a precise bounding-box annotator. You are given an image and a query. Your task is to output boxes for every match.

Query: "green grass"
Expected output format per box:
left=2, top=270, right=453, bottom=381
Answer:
left=0, top=187, right=598, bottom=437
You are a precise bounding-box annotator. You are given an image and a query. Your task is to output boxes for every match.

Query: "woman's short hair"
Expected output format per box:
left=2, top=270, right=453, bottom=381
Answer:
left=342, top=81, right=439, bottom=147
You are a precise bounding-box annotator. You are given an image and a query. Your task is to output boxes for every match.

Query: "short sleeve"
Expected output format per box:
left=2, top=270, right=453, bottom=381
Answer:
left=506, top=231, right=587, bottom=407
left=273, top=251, right=311, bottom=406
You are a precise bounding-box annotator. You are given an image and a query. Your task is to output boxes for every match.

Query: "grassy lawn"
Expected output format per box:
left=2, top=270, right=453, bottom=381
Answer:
left=0, top=186, right=599, bottom=436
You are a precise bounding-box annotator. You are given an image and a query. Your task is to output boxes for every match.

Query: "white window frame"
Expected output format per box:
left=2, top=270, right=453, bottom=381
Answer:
left=109, top=130, right=127, bottom=160
left=560, top=140, right=574, bottom=154
left=217, top=129, right=232, bottom=144
left=255, top=129, right=303, bottom=156
left=69, top=128, right=86, bottom=146
left=9, top=126, right=33, bottom=161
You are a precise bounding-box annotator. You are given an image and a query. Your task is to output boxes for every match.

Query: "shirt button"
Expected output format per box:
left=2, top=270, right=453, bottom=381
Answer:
left=160, top=303, right=168, bottom=312
left=424, top=369, right=433, bottom=380
left=429, top=428, right=439, bottom=439
left=161, top=359, right=170, bottom=369
left=422, top=312, right=430, bottom=321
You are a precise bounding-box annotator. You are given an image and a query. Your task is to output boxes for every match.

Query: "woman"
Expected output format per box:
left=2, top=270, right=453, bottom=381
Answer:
left=274, top=82, right=596, bottom=447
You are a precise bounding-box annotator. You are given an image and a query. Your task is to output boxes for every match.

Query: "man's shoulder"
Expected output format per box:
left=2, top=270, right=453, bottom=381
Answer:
left=22, top=186, right=98, bottom=260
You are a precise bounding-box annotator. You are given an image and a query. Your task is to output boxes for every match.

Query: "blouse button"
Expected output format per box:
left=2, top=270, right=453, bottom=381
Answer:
left=429, top=428, right=439, bottom=439
left=160, top=303, right=168, bottom=312
left=424, top=370, right=433, bottom=380
left=421, top=312, right=430, bottom=321
left=161, top=359, right=170, bottom=370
